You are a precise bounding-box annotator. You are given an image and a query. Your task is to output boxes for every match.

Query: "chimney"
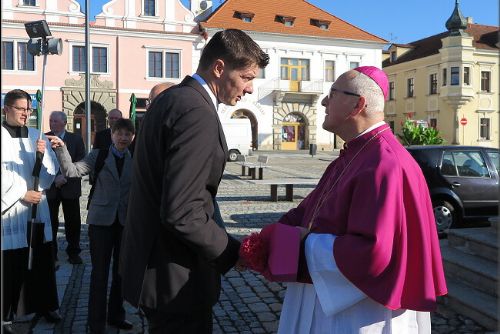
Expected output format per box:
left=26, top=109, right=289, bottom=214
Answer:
left=466, top=17, right=473, bottom=24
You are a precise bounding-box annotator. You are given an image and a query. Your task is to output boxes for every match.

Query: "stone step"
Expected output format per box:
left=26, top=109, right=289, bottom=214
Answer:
left=447, top=227, right=498, bottom=263
left=440, top=277, right=498, bottom=331
left=440, top=241, right=497, bottom=297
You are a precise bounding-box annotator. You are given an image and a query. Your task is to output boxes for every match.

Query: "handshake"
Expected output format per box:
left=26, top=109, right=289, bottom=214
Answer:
left=236, top=223, right=307, bottom=282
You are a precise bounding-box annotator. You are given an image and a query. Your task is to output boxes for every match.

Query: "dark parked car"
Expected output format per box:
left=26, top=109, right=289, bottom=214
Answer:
left=407, top=145, right=499, bottom=232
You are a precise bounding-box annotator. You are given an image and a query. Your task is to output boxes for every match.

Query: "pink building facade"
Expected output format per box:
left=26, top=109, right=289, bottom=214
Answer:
left=2, top=0, right=203, bottom=145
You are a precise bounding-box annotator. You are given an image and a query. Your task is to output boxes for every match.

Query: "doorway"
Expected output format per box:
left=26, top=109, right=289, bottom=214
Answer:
left=281, top=113, right=307, bottom=150
left=73, top=101, right=107, bottom=149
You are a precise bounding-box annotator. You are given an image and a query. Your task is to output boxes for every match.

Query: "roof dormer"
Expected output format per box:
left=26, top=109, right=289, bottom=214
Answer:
left=275, top=15, right=295, bottom=27
left=310, top=18, right=330, bottom=30
left=234, top=11, right=255, bottom=23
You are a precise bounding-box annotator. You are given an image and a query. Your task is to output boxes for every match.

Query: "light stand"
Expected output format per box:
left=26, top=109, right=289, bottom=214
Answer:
left=24, top=19, right=63, bottom=270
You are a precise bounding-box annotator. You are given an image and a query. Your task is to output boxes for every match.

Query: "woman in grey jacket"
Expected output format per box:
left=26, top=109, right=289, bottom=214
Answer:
left=47, top=118, right=135, bottom=334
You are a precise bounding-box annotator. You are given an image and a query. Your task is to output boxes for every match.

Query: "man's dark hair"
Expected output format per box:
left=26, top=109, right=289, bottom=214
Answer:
left=198, top=29, right=269, bottom=71
left=111, top=118, right=135, bottom=134
left=4, top=89, right=32, bottom=107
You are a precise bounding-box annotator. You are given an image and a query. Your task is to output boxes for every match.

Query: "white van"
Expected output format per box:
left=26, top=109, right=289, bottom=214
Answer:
left=221, top=118, right=252, bottom=161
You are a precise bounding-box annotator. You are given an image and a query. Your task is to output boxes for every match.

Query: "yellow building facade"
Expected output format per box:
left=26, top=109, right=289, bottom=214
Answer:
left=383, top=6, right=499, bottom=148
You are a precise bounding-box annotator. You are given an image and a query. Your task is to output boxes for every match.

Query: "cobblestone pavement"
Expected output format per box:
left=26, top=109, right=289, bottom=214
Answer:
left=9, top=151, right=490, bottom=333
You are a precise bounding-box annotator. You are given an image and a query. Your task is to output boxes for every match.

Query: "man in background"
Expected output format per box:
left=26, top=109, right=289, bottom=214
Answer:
left=146, top=82, right=176, bottom=110
left=93, top=109, right=122, bottom=150
left=46, top=111, right=85, bottom=265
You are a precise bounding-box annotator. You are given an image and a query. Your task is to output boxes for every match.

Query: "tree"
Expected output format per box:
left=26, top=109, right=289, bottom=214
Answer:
left=398, top=119, right=445, bottom=146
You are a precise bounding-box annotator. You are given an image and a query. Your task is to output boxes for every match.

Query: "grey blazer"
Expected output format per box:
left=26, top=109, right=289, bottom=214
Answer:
left=55, top=146, right=133, bottom=226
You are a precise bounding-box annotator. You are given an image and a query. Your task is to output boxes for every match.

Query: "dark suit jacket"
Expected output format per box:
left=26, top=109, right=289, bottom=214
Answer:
left=120, top=76, right=240, bottom=313
left=45, top=131, right=85, bottom=199
left=93, top=128, right=111, bottom=150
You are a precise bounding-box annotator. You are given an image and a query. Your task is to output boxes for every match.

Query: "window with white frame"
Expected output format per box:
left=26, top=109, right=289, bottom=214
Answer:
left=429, top=73, right=437, bottom=95
left=324, top=60, right=335, bottom=82
left=148, top=51, right=162, bottom=78
left=23, top=0, right=36, bottom=6
left=407, top=78, right=414, bottom=97
left=480, top=118, right=490, bottom=140
left=92, top=47, right=108, bottom=73
left=1, top=41, right=35, bottom=71
left=2, top=41, right=14, bottom=70
left=71, top=45, right=108, bottom=73
left=389, top=81, right=395, bottom=100
left=481, top=71, right=491, bottom=92
left=72, top=46, right=86, bottom=72
left=147, top=50, right=180, bottom=79
left=450, top=66, right=459, bottom=85
left=349, top=61, right=359, bottom=69
left=144, top=0, right=156, bottom=16
left=464, top=66, right=470, bottom=85
left=165, top=52, right=180, bottom=78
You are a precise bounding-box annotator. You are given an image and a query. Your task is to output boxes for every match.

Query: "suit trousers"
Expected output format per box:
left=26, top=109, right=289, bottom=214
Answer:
left=142, top=306, right=213, bottom=334
left=88, top=221, right=125, bottom=333
left=48, top=196, right=82, bottom=258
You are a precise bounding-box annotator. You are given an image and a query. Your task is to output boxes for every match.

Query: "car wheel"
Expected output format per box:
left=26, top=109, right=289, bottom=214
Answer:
left=228, top=150, right=239, bottom=162
left=433, top=200, right=457, bottom=233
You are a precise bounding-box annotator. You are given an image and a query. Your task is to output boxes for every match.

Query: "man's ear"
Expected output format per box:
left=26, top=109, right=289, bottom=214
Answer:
left=212, top=59, right=225, bottom=79
left=351, top=96, right=366, bottom=116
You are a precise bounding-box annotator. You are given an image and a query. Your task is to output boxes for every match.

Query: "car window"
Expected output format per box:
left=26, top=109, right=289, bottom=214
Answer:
left=486, top=151, right=499, bottom=174
left=452, top=151, right=489, bottom=177
left=440, top=152, right=457, bottom=176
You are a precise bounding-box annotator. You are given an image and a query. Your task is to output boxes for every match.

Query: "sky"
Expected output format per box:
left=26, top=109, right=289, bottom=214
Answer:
left=77, top=0, right=499, bottom=44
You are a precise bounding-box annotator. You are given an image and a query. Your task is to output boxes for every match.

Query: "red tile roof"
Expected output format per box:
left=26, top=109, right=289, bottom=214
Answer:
left=383, top=23, right=499, bottom=67
left=201, top=0, right=386, bottom=43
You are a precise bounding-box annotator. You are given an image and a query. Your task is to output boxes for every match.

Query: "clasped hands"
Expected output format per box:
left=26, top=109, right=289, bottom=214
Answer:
left=234, top=225, right=308, bottom=272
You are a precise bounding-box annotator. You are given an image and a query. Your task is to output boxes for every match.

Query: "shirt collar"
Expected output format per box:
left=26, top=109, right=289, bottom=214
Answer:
left=2, top=121, right=28, bottom=138
left=355, top=121, right=386, bottom=139
left=192, top=73, right=219, bottom=111
left=111, top=144, right=126, bottom=158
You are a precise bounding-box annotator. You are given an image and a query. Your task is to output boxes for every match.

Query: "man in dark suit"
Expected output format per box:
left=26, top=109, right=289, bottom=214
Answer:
left=93, top=109, right=122, bottom=150
left=46, top=111, right=85, bottom=265
left=120, top=29, right=269, bottom=333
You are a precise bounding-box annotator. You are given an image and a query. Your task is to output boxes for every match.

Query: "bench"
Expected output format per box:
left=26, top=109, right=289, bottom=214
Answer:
left=248, top=178, right=320, bottom=201
left=236, top=155, right=270, bottom=180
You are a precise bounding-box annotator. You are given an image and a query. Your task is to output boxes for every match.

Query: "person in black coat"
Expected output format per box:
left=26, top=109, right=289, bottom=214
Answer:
left=120, top=29, right=269, bottom=333
left=93, top=109, right=122, bottom=150
left=46, top=111, right=85, bottom=265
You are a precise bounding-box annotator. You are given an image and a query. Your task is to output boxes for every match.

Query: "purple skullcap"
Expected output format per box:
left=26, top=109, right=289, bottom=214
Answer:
left=353, top=66, right=389, bottom=100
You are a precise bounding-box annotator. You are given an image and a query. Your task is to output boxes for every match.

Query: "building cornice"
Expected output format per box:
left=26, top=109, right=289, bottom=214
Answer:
left=2, top=20, right=199, bottom=42
left=204, top=27, right=387, bottom=50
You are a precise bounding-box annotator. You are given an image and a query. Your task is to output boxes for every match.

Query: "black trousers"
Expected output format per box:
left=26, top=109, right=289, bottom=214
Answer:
left=2, top=242, right=59, bottom=321
left=142, top=306, right=213, bottom=334
left=48, top=196, right=82, bottom=258
left=87, top=221, right=125, bottom=333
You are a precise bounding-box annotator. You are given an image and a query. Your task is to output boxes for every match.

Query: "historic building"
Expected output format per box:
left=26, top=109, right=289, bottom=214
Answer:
left=2, top=0, right=200, bottom=146
left=2, top=0, right=386, bottom=150
left=382, top=2, right=499, bottom=147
